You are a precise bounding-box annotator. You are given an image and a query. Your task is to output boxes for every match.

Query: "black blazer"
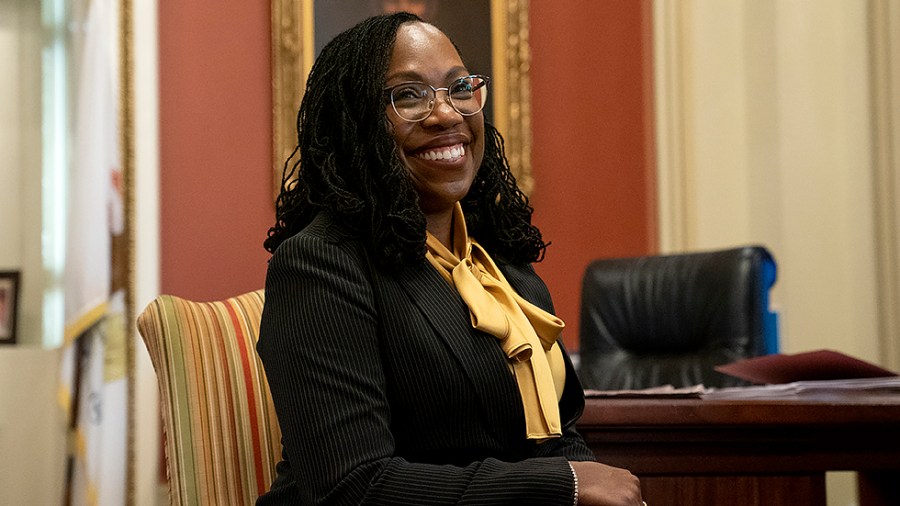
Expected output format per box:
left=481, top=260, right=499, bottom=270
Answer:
left=257, top=211, right=596, bottom=505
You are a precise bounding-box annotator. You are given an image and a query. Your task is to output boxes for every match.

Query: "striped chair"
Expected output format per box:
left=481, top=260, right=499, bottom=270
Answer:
left=137, top=290, right=281, bottom=506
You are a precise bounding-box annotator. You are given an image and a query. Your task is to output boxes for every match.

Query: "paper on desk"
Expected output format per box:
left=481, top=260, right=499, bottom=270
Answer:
left=714, top=349, right=898, bottom=385
left=584, top=384, right=707, bottom=398
left=701, top=376, right=900, bottom=400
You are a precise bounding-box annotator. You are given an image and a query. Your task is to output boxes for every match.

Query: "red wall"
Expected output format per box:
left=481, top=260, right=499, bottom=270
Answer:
left=530, top=0, right=657, bottom=347
left=159, top=1, right=273, bottom=301
left=158, top=1, right=655, bottom=347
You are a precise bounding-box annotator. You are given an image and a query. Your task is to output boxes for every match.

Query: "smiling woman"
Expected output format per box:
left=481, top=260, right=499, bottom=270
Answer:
left=271, top=0, right=533, bottom=200
left=256, top=12, right=644, bottom=505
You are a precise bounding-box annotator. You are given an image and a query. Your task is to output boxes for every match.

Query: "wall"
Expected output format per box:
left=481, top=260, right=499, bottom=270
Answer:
left=529, top=0, right=656, bottom=348
left=0, top=348, right=67, bottom=506
left=0, top=1, right=27, bottom=275
left=159, top=1, right=273, bottom=301
left=0, top=0, right=45, bottom=346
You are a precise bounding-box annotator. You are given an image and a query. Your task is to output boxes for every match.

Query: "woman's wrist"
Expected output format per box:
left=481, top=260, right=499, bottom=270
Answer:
left=567, top=461, right=579, bottom=505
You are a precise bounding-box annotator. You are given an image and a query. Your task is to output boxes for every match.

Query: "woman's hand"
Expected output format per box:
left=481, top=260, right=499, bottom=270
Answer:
left=569, top=461, right=643, bottom=506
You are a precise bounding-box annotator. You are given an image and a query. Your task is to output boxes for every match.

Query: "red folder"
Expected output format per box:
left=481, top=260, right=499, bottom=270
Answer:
left=715, top=349, right=898, bottom=385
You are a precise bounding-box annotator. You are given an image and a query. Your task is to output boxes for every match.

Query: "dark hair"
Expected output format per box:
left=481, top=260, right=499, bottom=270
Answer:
left=264, top=12, right=547, bottom=269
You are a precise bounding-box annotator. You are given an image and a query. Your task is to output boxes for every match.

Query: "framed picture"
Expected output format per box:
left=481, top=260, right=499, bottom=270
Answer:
left=271, top=0, right=533, bottom=199
left=0, top=270, right=20, bottom=345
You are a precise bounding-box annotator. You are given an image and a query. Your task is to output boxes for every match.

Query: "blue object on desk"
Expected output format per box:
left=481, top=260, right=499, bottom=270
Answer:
left=760, top=254, right=779, bottom=355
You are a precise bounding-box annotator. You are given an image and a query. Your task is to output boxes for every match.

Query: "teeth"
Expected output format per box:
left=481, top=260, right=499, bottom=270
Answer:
left=417, top=144, right=464, bottom=161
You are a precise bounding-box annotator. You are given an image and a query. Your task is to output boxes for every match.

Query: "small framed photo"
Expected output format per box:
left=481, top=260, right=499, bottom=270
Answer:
left=0, top=270, right=21, bottom=345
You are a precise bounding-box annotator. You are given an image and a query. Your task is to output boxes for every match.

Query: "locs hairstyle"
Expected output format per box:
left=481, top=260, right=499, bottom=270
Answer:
left=265, top=12, right=547, bottom=270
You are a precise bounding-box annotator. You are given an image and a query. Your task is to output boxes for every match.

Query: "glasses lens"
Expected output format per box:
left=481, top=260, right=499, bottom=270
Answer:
left=448, top=76, right=488, bottom=116
left=390, top=83, right=432, bottom=122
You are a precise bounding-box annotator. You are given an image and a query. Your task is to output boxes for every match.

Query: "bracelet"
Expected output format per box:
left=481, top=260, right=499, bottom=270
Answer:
left=567, top=461, right=579, bottom=506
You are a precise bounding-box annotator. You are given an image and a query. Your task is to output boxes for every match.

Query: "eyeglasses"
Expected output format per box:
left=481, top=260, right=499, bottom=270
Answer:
left=385, top=75, right=490, bottom=122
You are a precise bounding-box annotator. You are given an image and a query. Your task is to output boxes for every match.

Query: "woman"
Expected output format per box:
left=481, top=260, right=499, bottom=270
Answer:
left=258, top=12, right=644, bottom=506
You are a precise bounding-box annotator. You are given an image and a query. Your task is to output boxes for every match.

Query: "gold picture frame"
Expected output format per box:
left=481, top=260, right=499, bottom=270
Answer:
left=271, top=0, right=533, bottom=200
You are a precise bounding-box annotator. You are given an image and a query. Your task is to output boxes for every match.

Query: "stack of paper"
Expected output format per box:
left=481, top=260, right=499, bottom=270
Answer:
left=585, top=384, right=707, bottom=398
left=701, top=376, right=900, bottom=400
left=700, top=349, right=900, bottom=399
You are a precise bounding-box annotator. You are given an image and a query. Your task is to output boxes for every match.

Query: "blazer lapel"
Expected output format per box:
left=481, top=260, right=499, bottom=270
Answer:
left=501, top=262, right=586, bottom=427
left=395, top=261, right=524, bottom=445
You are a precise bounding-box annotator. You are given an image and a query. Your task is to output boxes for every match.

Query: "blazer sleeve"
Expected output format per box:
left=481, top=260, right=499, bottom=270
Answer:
left=257, top=233, right=578, bottom=505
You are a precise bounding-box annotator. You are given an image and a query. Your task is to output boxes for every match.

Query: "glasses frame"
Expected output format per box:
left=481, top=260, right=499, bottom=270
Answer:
left=384, top=74, right=491, bottom=123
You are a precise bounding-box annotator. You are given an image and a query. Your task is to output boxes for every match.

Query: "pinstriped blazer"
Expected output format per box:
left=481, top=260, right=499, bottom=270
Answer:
left=256, top=211, right=596, bottom=505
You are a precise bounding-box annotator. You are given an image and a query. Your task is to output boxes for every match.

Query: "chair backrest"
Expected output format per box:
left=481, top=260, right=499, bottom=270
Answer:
left=577, top=246, right=778, bottom=390
left=136, top=290, right=281, bottom=506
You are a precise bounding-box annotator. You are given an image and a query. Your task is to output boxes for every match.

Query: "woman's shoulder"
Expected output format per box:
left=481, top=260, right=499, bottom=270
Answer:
left=499, top=262, right=540, bottom=287
left=282, top=211, right=358, bottom=244
left=497, top=260, right=554, bottom=310
left=271, top=211, right=366, bottom=261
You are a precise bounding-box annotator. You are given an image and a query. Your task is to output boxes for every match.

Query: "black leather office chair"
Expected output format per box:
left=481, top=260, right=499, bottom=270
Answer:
left=577, top=246, right=778, bottom=390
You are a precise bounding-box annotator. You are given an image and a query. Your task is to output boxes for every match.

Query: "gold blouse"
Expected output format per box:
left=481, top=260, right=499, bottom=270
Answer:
left=424, top=203, right=566, bottom=440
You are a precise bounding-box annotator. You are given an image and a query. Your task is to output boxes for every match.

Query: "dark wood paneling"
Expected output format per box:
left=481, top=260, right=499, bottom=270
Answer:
left=578, top=394, right=900, bottom=505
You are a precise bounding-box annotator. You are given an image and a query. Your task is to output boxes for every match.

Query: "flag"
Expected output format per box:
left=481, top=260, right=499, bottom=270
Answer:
left=59, top=0, right=127, bottom=504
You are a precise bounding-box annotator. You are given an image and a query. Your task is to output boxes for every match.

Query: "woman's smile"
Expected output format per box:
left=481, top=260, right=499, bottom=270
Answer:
left=413, top=142, right=466, bottom=162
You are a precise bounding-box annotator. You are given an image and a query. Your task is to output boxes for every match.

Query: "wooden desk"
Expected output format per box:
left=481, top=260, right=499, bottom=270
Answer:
left=576, top=393, right=900, bottom=506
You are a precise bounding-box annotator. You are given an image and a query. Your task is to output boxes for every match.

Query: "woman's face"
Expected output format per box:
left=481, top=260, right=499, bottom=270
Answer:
left=385, top=22, right=485, bottom=217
